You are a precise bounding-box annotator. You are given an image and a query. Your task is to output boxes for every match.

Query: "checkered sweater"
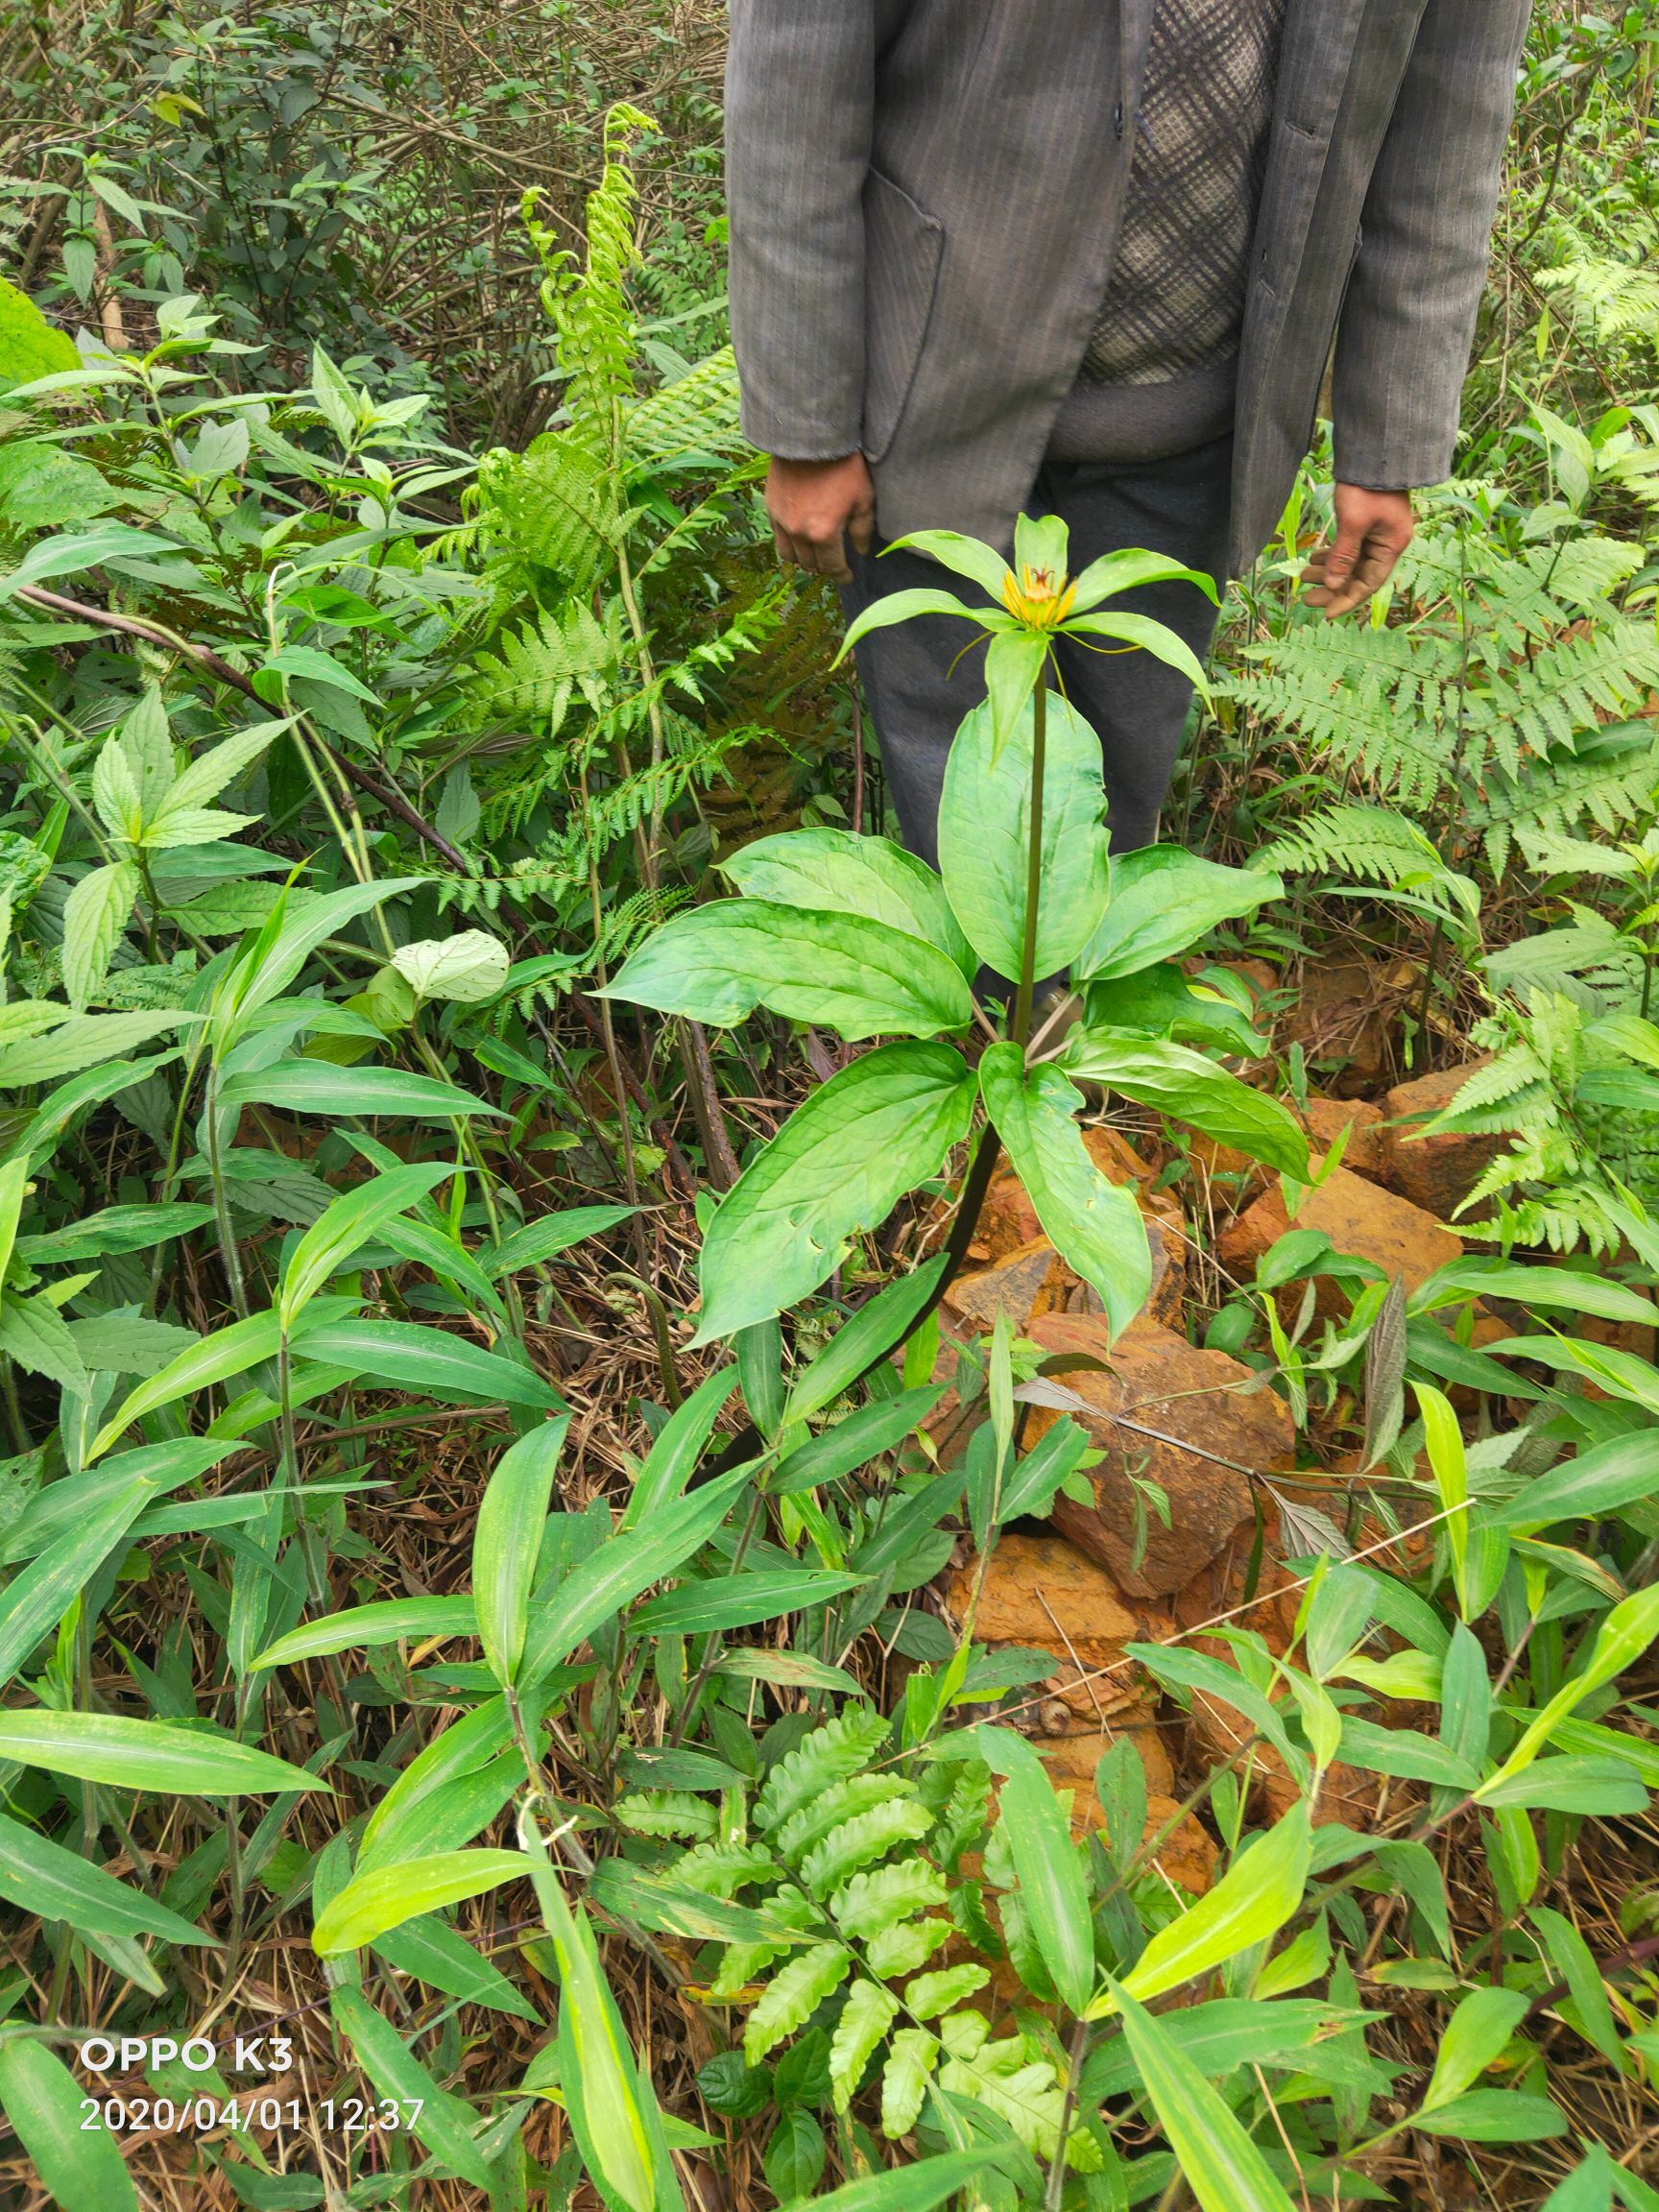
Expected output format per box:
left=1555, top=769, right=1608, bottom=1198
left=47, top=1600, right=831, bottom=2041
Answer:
left=1085, top=0, right=1287, bottom=389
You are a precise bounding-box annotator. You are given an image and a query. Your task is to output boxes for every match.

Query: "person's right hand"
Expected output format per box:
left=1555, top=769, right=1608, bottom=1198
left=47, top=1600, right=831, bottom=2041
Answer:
left=766, top=452, right=877, bottom=582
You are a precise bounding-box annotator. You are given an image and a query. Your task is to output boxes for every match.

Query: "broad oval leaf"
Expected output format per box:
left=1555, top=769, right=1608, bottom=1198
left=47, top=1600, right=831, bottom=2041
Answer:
left=721, top=830, right=973, bottom=974
left=605, top=901, right=972, bottom=1041
left=314, top=1848, right=529, bottom=1954
left=939, top=690, right=1110, bottom=980
left=978, top=1046, right=1149, bottom=1337
left=1074, top=846, right=1279, bottom=983
left=694, top=1042, right=976, bottom=1344
left=1057, top=1028, right=1310, bottom=1179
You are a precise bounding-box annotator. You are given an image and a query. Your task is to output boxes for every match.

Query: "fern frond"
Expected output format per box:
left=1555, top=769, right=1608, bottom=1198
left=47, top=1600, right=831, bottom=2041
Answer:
left=625, top=346, right=745, bottom=466
left=774, top=1772, right=919, bottom=1869
left=830, top=1859, right=949, bottom=1941
left=880, top=2028, right=940, bottom=2137
left=865, top=1914, right=951, bottom=1978
left=670, top=1841, right=780, bottom=1897
left=801, top=1800, right=934, bottom=1899
left=754, top=1706, right=890, bottom=1835
left=613, top=1791, right=717, bottom=1840
left=743, top=1940, right=853, bottom=2064
left=830, top=1981, right=901, bottom=2114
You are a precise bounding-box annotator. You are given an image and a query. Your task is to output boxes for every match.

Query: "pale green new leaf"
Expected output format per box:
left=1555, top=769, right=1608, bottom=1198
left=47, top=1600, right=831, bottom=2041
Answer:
left=831, top=1981, right=901, bottom=2112
left=939, top=690, right=1110, bottom=979
left=693, top=1042, right=975, bottom=1343
left=879, top=2028, right=940, bottom=2138
left=474, top=1417, right=568, bottom=1683
left=978, top=1046, right=1149, bottom=1336
left=838, top=587, right=984, bottom=658
left=1070, top=547, right=1220, bottom=613
left=1481, top=1582, right=1659, bottom=1791
left=391, top=930, right=511, bottom=1005
left=314, top=1849, right=529, bottom=1955
left=1099, top=1805, right=1312, bottom=2013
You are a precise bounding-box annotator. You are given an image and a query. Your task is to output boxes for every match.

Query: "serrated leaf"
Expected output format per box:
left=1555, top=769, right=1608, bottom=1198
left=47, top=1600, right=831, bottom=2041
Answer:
left=62, top=861, right=139, bottom=1011
left=801, top=1799, right=934, bottom=1899
left=832, top=1859, right=949, bottom=1941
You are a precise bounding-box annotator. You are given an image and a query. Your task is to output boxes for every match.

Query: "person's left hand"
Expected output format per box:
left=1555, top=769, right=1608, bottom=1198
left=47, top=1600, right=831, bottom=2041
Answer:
left=1302, top=484, right=1415, bottom=617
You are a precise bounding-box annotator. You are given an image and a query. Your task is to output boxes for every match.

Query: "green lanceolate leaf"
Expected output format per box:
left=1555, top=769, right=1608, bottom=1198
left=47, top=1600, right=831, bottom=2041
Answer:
left=1108, top=1981, right=1298, bottom=2212
left=621, top=1366, right=738, bottom=1527
left=474, top=1417, right=568, bottom=1683
left=296, top=1318, right=564, bottom=1411
left=525, top=1831, right=681, bottom=2212
left=518, top=1461, right=753, bottom=1690
left=632, top=1569, right=865, bottom=1636
left=278, top=1160, right=456, bottom=1330
left=939, top=690, right=1110, bottom=980
left=218, top=1059, right=504, bottom=1120
left=1057, top=1028, right=1311, bottom=1180
left=1105, top=1805, right=1312, bottom=2011
left=314, top=1849, right=530, bottom=1954
left=253, top=1596, right=478, bottom=1670
left=978, top=1725, right=1094, bottom=2013
left=1481, top=1583, right=1659, bottom=1791
left=1074, top=846, right=1279, bottom=982
left=330, top=1985, right=497, bottom=2191
left=721, top=830, right=974, bottom=974
left=0, top=2035, right=139, bottom=2212
left=0, top=1709, right=325, bottom=1795
left=693, top=1043, right=976, bottom=1344
left=486, top=1205, right=637, bottom=1278
left=0, top=1811, right=215, bottom=1949
left=0, top=1475, right=153, bottom=1690
left=978, top=1046, right=1149, bottom=1335
left=1070, top=546, right=1220, bottom=614
left=89, top=1309, right=282, bottom=1459
left=605, top=901, right=972, bottom=1041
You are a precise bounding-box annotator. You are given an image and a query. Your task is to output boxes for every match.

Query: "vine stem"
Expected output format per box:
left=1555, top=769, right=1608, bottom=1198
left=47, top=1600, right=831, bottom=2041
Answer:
left=1012, top=680, right=1049, bottom=1049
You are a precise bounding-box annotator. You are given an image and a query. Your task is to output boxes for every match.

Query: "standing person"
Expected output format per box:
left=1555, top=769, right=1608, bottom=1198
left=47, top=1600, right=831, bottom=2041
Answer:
left=724, top=0, right=1532, bottom=863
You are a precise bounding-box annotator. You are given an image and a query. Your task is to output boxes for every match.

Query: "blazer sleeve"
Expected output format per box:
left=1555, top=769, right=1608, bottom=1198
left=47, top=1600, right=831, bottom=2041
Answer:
left=1331, top=0, right=1532, bottom=489
left=725, top=0, right=877, bottom=459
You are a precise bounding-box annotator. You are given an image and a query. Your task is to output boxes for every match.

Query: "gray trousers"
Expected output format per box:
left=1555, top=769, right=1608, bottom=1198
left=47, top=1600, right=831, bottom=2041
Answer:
left=842, top=433, right=1233, bottom=866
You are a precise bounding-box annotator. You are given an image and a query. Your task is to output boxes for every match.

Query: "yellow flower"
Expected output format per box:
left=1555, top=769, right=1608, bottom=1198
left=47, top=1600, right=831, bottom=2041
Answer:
left=999, top=563, right=1078, bottom=630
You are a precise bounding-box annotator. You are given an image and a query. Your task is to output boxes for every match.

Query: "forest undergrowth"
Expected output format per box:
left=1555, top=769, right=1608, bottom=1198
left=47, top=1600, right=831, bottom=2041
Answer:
left=0, top=5, right=1658, bottom=2210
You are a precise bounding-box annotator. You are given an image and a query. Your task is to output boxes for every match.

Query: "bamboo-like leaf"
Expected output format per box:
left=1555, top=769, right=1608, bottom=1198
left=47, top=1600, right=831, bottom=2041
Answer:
left=89, top=1309, right=282, bottom=1460
left=978, top=1725, right=1094, bottom=2013
left=0, top=2035, right=139, bottom=2212
left=1094, top=1804, right=1312, bottom=2014
left=297, top=1318, right=564, bottom=1411
left=278, top=1161, right=455, bottom=1330
left=621, top=1365, right=737, bottom=1526
left=314, top=1849, right=530, bottom=1955
left=474, top=1417, right=567, bottom=1682
left=219, top=1059, right=504, bottom=1120
left=253, top=1596, right=476, bottom=1671
left=0, top=1811, right=215, bottom=1948
left=0, top=1476, right=152, bottom=1690
left=0, top=1708, right=325, bottom=1795
left=1110, top=1980, right=1298, bottom=2212
left=330, top=1985, right=497, bottom=2190
left=1480, top=1582, right=1659, bottom=1791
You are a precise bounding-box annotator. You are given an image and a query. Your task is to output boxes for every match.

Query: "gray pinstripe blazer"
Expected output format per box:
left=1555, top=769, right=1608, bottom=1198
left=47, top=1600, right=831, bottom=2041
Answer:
left=725, top=0, right=1532, bottom=573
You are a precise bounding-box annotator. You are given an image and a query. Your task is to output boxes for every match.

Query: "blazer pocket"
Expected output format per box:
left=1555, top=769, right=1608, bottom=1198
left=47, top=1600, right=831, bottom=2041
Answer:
left=861, top=168, right=946, bottom=464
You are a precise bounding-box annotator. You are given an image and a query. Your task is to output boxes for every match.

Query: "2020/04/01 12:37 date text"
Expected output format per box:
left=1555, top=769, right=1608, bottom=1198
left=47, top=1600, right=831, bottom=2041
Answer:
left=79, top=2094, right=425, bottom=2133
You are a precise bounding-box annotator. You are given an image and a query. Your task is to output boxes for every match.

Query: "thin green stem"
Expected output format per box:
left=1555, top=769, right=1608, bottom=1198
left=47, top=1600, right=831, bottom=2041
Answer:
left=1013, top=679, right=1048, bottom=1048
